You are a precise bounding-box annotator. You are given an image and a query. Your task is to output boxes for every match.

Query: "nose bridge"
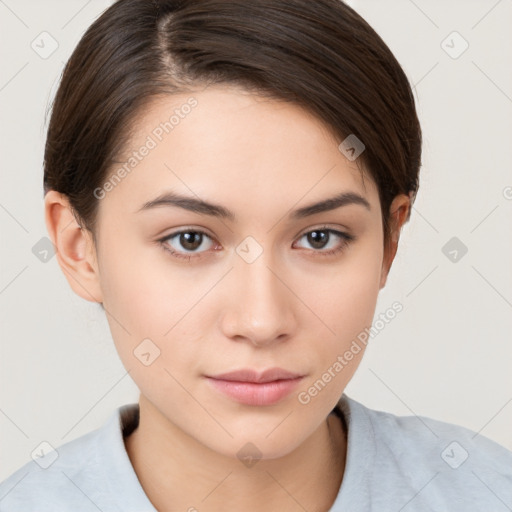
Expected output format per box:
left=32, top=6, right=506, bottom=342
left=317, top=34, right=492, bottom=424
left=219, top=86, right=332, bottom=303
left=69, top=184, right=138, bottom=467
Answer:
left=220, top=241, right=295, bottom=345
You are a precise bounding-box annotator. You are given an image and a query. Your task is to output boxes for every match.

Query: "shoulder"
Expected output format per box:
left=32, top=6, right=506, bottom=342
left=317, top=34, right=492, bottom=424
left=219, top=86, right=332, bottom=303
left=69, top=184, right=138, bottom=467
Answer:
left=0, top=405, right=138, bottom=512
left=356, top=397, right=512, bottom=470
left=0, top=429, right=102, bottom=511
left=336, top=395, right=512, bottom=510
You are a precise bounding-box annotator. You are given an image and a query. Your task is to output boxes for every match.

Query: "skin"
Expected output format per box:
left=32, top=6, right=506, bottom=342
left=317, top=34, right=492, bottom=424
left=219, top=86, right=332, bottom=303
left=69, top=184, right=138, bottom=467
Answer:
left=45, top=84, right=410, bottom=512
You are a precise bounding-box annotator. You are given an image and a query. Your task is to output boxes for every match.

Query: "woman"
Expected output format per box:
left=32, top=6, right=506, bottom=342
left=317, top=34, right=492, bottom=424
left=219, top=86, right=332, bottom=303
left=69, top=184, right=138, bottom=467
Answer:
left=1, top=0, right=511, bottom=510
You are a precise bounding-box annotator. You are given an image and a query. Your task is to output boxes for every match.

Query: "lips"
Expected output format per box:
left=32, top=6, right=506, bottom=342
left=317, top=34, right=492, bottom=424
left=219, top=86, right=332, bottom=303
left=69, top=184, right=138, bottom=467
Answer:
left=205, top=368, right=305, bottom=406
left=208, top=368, right=304, bottom=383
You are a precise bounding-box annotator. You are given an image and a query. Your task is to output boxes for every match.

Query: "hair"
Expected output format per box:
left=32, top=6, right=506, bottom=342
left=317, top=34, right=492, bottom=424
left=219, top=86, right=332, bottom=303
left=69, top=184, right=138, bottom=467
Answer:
left=43, top=0, right=422, bottom=252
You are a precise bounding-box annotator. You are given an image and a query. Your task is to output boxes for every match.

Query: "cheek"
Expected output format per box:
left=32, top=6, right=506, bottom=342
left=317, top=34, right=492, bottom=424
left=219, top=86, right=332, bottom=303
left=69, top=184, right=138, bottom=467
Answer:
left=306, top=235, right=383, bottom=334
left=96, top=233, right=178, bottom=361
left=97, top=232, right=216, bottom=383
left=303, top=236, right=384, bottom=377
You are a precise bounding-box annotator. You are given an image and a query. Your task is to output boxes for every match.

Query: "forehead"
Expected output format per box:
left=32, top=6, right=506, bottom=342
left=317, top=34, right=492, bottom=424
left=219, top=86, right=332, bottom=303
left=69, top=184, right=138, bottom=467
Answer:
left=98, top=84, right=379, bottom=221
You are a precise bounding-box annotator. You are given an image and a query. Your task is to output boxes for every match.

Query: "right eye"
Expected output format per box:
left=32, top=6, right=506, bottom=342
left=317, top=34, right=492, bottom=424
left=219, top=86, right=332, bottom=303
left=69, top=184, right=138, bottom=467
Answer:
left=158, top=229, right=219, bottom=261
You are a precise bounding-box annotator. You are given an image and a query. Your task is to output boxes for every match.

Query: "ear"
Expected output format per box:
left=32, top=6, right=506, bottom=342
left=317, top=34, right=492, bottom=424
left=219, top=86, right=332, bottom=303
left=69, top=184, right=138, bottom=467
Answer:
left=379, top=194, right=411, bottom=290
left=44, top=190, right=103, bottom=303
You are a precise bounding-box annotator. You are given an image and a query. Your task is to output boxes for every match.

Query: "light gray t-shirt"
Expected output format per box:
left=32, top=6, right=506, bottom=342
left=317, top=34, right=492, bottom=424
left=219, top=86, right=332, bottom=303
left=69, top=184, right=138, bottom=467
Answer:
left=1, top=393, right=511, bottom=511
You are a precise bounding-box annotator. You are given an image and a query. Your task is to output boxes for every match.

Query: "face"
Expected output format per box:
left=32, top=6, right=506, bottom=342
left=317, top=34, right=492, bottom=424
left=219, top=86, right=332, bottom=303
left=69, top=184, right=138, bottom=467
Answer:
left=65, top=84, right=398, bottom=459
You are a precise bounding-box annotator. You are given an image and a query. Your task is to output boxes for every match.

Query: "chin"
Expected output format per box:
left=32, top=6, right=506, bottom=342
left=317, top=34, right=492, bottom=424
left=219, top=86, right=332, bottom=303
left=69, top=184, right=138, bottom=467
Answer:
left=202, top=424, right=306, bottom=462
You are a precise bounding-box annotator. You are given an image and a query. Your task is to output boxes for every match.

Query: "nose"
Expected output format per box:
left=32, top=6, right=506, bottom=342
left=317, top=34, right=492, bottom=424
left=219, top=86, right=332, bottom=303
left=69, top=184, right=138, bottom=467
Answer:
left=218, top=250, right=297, bottom=347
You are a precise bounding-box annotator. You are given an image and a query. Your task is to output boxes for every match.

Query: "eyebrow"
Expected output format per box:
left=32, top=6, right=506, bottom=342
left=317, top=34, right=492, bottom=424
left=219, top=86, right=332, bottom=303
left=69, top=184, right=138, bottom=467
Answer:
left=136, top=190, right=370, bottom=221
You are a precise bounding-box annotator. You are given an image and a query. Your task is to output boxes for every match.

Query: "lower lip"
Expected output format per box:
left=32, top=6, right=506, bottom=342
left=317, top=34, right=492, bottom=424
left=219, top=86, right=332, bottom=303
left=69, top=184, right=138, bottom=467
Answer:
left=205, top=377, right=304, bottom=406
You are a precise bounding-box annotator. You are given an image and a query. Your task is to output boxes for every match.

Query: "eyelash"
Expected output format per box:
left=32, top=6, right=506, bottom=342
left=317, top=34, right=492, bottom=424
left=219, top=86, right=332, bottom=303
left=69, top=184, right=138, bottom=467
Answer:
left=157, top=226, right=355, bottom=261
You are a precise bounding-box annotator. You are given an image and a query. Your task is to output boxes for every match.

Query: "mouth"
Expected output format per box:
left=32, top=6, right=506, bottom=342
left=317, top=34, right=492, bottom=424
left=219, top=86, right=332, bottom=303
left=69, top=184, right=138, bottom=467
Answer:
left=204, top=368, right=305, bottom=406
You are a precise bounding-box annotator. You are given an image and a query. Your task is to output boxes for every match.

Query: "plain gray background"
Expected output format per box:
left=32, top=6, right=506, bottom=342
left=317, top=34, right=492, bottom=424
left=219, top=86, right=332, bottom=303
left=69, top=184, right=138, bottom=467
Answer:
left=1, top=0, right=511, bottom=481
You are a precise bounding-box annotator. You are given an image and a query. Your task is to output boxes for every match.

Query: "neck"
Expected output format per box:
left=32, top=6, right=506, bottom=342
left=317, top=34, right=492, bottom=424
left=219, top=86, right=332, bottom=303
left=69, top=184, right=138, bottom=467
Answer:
left=124, top=395, right=347, bottom=512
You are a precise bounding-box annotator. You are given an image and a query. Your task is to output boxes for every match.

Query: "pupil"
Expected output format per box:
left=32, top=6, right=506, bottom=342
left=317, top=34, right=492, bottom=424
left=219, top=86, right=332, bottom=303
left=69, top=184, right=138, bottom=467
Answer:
left=308, top=230, right=328, bottom=249
left=181, top=232, right=201, bottom=250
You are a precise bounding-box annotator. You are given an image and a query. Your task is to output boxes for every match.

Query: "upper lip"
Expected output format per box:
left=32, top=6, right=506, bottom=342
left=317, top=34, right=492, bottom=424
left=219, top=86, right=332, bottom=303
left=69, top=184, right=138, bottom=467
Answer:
left=207, top=368, right=304, bottom=383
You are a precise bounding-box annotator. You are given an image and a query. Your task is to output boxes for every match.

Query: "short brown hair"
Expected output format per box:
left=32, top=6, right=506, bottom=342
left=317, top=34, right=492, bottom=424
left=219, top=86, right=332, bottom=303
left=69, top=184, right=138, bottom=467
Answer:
left=43, top=0, right=422, bottom=250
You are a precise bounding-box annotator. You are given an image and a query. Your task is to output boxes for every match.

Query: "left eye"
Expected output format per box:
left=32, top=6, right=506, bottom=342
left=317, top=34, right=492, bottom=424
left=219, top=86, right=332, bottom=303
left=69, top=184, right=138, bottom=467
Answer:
left=294, top=228, right=353, bottom=254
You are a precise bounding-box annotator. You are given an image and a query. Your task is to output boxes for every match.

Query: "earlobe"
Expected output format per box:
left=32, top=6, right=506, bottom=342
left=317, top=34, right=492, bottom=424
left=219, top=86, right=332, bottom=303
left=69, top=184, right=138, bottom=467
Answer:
left=44, top=190, right=103, bottom=303
left=379, top=194, right=411, bottom=289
